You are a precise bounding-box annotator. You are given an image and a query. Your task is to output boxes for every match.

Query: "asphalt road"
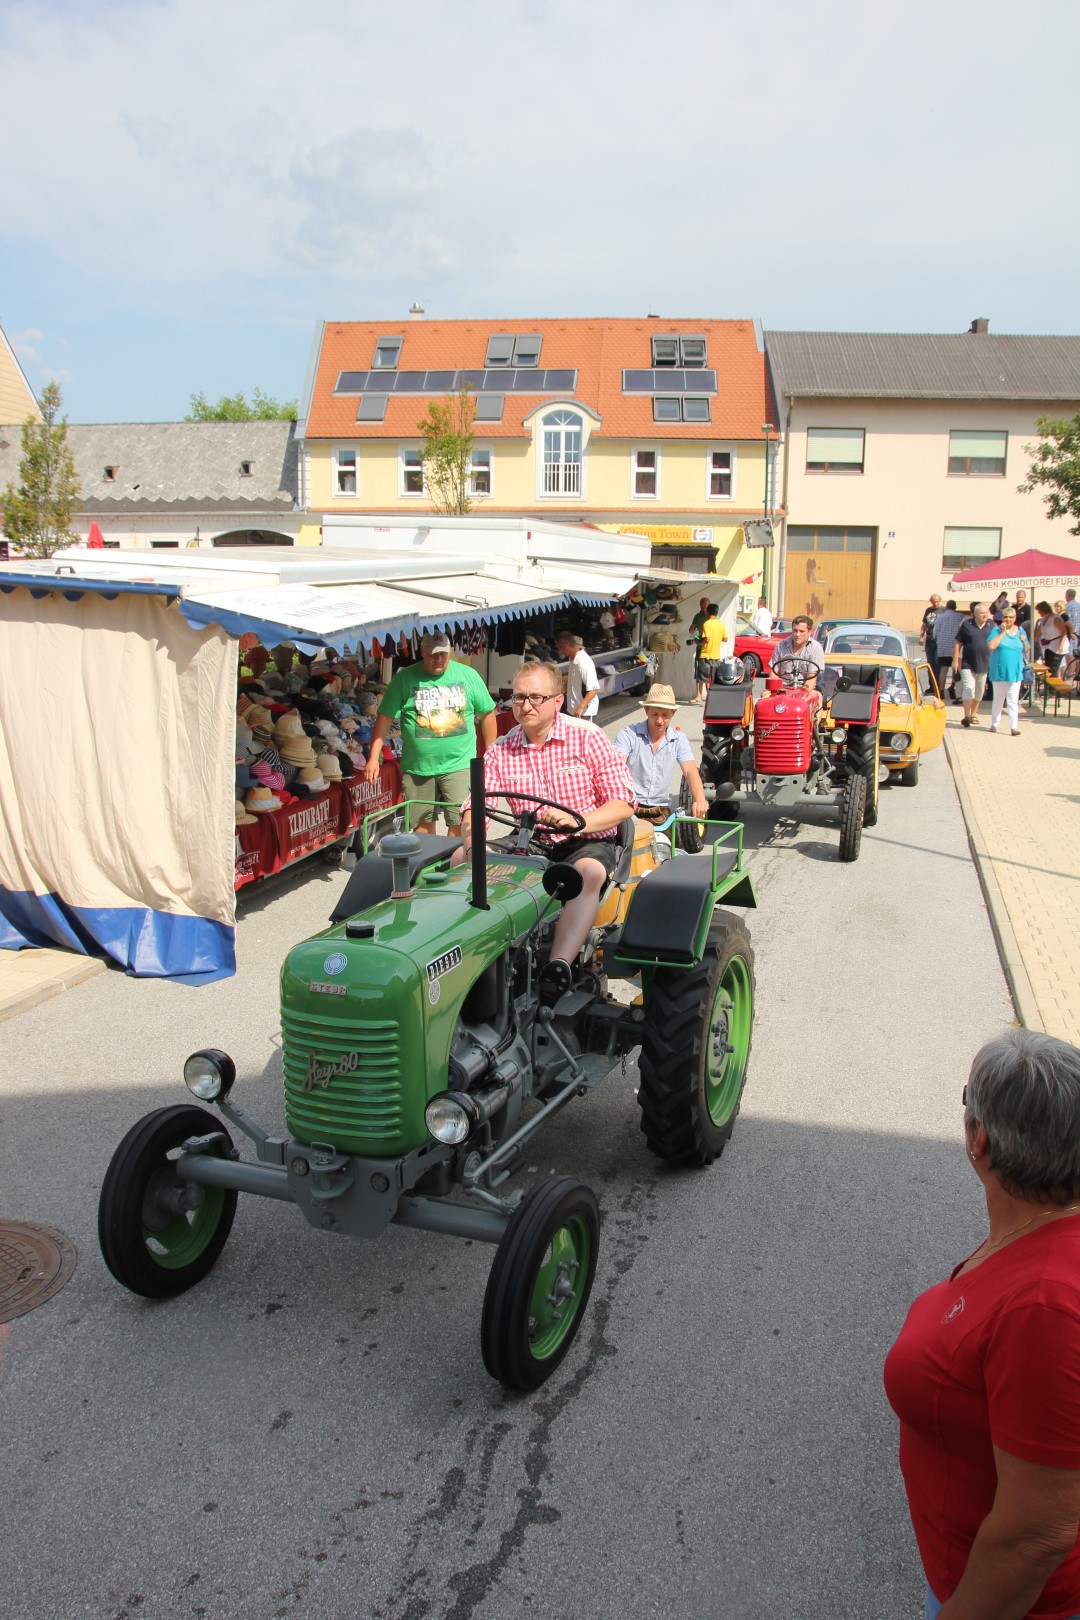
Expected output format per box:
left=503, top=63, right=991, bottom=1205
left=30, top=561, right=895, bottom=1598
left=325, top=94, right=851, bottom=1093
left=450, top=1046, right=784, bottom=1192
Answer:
left=0, top=708, right=1012, bottom=1620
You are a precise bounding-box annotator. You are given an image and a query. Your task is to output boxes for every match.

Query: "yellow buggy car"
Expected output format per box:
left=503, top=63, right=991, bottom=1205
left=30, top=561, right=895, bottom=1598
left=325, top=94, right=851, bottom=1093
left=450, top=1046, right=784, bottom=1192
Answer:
left=822, top=652, right=946, bottom=787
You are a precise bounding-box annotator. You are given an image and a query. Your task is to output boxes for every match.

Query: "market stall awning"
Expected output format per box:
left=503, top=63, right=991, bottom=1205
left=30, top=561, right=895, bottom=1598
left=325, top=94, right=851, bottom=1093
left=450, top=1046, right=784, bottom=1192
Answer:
left=180, top=572, right=570, bottom=651
left=0, top=565, right=573, bottom=654
left=949, top=547, right=1080, bottom=594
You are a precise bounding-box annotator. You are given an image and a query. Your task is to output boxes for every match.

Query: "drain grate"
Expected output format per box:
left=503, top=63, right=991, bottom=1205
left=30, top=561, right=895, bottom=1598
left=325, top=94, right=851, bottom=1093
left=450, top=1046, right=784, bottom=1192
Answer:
left=0, top=1221, right=77, bottom=1324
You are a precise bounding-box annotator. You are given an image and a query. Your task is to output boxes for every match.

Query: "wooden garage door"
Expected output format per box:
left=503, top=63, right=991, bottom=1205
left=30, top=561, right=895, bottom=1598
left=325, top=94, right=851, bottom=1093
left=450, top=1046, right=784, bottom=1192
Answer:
left=783, top=527, right=874, bottom=622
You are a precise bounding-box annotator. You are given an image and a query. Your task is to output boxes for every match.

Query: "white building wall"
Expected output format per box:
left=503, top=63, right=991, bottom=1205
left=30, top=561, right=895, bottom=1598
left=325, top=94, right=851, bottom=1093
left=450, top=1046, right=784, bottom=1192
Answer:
left=780, top=397, right=1080, bottom=630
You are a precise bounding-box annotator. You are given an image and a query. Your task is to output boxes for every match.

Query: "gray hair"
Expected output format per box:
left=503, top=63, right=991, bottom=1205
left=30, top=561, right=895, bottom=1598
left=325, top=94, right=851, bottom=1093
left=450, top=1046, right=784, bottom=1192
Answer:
left=965, top=1028, right=1080, bottom=1204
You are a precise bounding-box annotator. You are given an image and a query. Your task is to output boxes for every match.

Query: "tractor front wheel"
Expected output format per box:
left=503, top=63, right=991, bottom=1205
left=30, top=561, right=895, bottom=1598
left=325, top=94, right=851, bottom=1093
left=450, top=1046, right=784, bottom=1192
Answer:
left=838, top=772, right=867, bottom=862
left=481, top=1178, right=600, bottom=1392
left=637, top=911, right=755, bottom=1167
left=845, top=728, right=880, bottom=827
left=98, top=1106, right=238, bottom=1298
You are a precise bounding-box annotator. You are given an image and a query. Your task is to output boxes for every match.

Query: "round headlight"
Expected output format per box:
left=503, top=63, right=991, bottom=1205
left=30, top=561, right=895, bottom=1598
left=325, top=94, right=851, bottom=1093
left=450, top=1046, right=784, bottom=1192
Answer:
left=731, top=725, right=746, bottom=741
left=183, top=1048, right=236, bottom=1102
left=889, top=732, right=911, bottom=750
left=832, top=727, right=847, bottom=744
left=425, top=1094, right=471, bottom=1145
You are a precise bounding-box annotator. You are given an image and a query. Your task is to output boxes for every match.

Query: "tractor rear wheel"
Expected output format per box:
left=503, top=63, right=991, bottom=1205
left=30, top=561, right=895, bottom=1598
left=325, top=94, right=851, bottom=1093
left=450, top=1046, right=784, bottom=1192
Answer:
left=899, top=758, right=920, bottom=787
left=845, top=728, right=880, bottom=827
left=98, top=1106, right=237, bottom=1298
left=637, top=911, right=754, bottom=1167
left=481, top=1178, right=599, bottom=1392
left=838, top=772, right=866, bottom=862
left=674, top=775, right=705, bottom=852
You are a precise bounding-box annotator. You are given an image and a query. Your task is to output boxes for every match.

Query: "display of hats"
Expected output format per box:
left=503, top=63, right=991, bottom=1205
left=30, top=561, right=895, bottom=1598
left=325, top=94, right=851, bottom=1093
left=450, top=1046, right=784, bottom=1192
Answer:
left=279, top=737, right=318, bottom=766
left=235, top=798, right=258, bottom=826
left=273, top=711, right=305, bottom=739
left=236, top=694, right=253, bottom=717
left=245, top=785, right=281, bottom=813
left=339, top=716, right=359, bottom=733
left=296, top=766, right=327, bottom=792
left=236, top=764, right=258, bottom=791
left=245, top=705, right=273, bottom=733
left=317, top=752, right=343, bottom=781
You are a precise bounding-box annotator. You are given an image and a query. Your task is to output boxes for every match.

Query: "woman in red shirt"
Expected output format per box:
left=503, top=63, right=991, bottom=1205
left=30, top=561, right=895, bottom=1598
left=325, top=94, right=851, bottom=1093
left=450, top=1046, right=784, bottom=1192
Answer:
left=885, top=1029, right=1080, bottom=1619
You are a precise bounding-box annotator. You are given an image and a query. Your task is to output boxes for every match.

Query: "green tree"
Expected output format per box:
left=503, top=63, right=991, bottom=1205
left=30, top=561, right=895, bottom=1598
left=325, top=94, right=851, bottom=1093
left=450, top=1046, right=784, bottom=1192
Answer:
left=417, top=387, right=477, bottom=515
left=1020, top=412, right=1080, bottom=535
left=0, top=381, right=81, bottom=558
left=185, top=387, right=297, bottom=421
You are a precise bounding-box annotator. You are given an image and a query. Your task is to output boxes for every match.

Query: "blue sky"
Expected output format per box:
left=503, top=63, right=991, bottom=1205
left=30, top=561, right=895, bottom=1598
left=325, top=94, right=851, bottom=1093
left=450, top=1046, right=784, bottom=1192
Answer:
left=3, top=0, right=1078, bottom=424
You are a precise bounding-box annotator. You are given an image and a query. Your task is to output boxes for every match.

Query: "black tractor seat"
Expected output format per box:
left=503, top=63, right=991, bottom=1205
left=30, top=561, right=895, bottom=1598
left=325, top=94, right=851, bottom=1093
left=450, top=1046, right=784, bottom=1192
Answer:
left=615, top=848, right=739, bottom=965
left=330, top=833, right=462, bottom=922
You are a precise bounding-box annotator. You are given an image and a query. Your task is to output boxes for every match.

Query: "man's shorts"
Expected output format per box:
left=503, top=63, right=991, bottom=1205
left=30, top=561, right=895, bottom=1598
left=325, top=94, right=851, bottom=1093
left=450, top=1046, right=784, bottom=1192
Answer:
left=960, top=669, right=988, bottom=701
left=695, top=657, right=716, bottom=684
left=535, top=834, right=620, bottom=877
left=400, top=765, right=473, bottom=822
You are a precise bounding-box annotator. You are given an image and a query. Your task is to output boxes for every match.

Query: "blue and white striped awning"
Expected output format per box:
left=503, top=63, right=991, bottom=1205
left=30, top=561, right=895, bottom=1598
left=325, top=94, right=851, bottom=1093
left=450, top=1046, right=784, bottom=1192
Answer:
left=0, top=569, right=569, bottom=653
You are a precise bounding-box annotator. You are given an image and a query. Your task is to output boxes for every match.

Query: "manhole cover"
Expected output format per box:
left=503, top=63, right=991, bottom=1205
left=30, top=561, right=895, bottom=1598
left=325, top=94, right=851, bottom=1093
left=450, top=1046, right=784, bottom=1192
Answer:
left=0, top=1221, right=77, bottom=1324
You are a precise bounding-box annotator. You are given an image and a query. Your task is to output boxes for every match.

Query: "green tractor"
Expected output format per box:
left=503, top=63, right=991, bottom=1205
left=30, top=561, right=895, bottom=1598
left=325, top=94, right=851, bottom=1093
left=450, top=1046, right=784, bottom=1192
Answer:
left=99, top=760, right=757, bottom=1391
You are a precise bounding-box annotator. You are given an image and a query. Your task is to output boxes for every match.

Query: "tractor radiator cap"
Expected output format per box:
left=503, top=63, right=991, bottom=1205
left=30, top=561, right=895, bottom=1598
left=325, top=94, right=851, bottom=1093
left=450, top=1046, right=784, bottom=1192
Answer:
left=345, top=919, right=376, bottom=939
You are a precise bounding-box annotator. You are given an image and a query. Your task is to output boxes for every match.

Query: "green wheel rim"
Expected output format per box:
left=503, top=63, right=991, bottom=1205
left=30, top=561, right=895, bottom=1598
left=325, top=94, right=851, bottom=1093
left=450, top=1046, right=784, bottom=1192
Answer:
left=704, top=954, right=753, bottom=1126
left=527, top=1217, right=592, bottom=1361
left=142, top=1173, right=227, bottom=1271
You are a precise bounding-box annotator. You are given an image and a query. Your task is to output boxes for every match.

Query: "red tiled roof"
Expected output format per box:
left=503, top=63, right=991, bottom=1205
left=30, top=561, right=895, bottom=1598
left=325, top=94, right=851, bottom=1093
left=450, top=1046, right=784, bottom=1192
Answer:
left=304, top=317, right=772, bottom=442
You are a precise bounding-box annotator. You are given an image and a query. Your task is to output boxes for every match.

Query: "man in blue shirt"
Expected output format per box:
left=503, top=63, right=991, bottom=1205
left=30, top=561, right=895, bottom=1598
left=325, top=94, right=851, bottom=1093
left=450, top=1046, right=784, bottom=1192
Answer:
left=615, top=684, right=707, bottom=828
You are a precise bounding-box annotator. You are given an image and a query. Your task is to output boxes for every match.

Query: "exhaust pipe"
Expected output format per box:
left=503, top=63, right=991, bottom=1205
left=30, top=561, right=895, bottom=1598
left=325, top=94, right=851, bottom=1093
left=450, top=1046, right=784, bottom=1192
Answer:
left=469, top=756, right=489, bottom=911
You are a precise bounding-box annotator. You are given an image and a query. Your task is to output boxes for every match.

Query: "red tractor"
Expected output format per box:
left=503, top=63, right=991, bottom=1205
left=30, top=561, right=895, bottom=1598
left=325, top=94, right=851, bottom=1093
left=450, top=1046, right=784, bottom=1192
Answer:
left=696, top=658, right=881, bottom=862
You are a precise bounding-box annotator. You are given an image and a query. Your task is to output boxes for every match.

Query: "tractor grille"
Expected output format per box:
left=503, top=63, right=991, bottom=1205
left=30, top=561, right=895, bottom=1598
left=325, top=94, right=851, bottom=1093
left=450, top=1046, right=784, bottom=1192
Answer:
left=754, top=707, right=812, bottom=773
left=282, top=1008, right=403, bottom=1146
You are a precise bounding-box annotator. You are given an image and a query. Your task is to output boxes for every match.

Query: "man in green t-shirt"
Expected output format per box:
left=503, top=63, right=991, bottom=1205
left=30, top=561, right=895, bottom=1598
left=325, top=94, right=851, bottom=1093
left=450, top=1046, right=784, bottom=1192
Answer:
left=364, top=631, right=497, bottom=835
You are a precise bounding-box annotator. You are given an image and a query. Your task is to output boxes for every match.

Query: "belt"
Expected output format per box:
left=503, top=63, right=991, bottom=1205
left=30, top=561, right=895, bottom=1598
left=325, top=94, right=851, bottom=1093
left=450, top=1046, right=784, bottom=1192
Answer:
left=634, top=804, right=669, bottom=824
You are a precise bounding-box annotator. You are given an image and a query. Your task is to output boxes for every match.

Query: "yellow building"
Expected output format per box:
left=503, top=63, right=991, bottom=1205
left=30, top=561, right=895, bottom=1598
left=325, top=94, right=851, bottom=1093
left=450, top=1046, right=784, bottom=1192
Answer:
left=298, top=314, right=778, bottom=590
left=0, top=320, right=42, bottom=426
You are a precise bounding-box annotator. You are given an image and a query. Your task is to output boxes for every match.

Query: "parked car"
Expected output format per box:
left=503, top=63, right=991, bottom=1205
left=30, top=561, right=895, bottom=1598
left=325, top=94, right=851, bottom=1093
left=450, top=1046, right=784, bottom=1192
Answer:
left=732, top=615, right=790, bottom=678
left=822, top=623, right=907, bottom=658
left=813, top=617, right=888, bottom=644
left=821, top=651, right=945, bottom=786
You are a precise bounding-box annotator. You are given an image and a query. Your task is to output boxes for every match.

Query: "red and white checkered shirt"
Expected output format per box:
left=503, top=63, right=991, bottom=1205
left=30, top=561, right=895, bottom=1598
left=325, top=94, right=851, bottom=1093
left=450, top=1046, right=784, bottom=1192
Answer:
left=464, top=712, right=636, bottom=842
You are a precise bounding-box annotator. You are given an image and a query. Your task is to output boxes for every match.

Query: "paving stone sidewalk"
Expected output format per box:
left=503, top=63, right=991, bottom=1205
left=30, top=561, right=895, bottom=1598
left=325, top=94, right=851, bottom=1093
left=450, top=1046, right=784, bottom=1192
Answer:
left=943, top=696, right=1080, bottom=1045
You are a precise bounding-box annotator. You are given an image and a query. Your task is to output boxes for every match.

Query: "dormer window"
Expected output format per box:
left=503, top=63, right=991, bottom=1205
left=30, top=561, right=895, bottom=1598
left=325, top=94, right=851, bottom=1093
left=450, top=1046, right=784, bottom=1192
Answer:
left=650, top=334, right=708, bottom=367
left=239, top=461, right=252, bottom=476
left=103, top=465, right=117, bottom=481
left=485, top=333, right=543, bottom=368
left=372, top=336, right=403, bottom=370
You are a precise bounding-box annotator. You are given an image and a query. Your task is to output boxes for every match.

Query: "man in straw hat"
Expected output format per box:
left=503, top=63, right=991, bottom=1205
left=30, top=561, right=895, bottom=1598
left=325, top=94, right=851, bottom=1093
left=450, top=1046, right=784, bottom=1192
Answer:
left=365, top=630, right=497, bottom=836
left=615, top=684, right=707, bottom=828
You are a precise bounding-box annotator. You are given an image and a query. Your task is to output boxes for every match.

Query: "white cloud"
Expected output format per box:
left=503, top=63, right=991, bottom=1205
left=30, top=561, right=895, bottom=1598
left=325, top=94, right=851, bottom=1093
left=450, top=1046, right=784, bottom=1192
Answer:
left=0, top=0, right=1077, bottom=331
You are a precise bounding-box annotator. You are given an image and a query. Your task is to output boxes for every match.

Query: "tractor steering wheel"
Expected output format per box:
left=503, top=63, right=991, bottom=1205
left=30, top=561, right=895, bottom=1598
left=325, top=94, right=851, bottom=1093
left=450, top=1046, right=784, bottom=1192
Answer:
left=772, top=655, right=819, bottom=688
left=475, top=792, right=587, bottom=852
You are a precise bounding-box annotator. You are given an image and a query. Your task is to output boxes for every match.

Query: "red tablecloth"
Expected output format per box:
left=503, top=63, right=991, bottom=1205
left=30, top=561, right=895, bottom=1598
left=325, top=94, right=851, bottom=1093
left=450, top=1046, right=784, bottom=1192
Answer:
left=234, top=760, right=402, bottom=889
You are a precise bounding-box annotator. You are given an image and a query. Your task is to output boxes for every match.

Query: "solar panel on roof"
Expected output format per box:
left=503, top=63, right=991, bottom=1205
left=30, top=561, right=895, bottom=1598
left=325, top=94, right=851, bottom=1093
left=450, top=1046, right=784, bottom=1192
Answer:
left=622, top=368, right=717, bottom=394
left=335, top=372, right=367, bottom=394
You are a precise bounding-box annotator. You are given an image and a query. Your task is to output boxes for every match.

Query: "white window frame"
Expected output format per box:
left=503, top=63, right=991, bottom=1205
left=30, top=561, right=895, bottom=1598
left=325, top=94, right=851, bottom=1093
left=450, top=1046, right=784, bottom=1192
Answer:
left=706, top=445, right=736, bottom=501
left=399, top=443, right=425, bottom=498
left=942, top=526, right=1002, bottom=571
left=332, top=444, right=358, bottom=497
left=806, top=427, right=865, bottom=474
left=631, top=446, right=660, bottom=499
left=947, top=429, right=1008, bottom=476
left=467, top=446, right=492, bottom=499
left=537, top=409, right=586, bottom=500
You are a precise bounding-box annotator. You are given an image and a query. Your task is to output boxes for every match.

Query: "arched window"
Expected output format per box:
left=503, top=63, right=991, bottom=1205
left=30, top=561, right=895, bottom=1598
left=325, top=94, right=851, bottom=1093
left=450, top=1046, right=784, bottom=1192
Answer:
left=541, top=409, right=583, bottom=496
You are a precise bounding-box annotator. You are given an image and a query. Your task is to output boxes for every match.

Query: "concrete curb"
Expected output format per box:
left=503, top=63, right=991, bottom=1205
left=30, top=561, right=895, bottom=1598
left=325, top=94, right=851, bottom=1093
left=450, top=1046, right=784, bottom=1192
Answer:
left=943, top=729, right=1044, bottom=1033
left=0, top=953, right=106, bottom=1024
